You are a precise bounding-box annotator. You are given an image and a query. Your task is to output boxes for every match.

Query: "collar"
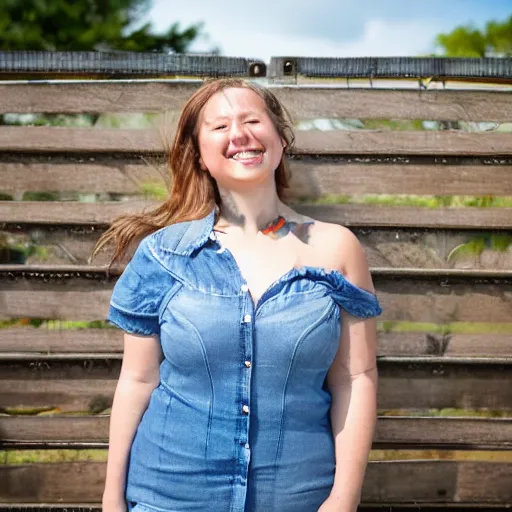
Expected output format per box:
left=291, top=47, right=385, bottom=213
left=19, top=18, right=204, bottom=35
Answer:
left=152, top=207, right=217, bottom=257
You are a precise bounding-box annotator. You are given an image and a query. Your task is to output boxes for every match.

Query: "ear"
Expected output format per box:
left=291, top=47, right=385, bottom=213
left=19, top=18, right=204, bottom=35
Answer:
left=199, top=157, right=207, bottom=171
left=281, top=138, right=287, bottom=150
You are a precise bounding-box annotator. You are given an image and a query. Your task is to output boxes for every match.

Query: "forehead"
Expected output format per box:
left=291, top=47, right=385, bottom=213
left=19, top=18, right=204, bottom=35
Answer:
left=201, top=87, right=267, bottom=121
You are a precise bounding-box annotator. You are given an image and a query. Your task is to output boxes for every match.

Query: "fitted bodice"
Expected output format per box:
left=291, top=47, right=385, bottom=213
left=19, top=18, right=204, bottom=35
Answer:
left=107, top=210, right=382, bottom=512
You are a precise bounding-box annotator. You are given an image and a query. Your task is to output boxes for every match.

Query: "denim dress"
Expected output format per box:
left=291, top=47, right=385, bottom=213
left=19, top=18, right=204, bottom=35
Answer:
left=107, top=209, right=382, bottom=512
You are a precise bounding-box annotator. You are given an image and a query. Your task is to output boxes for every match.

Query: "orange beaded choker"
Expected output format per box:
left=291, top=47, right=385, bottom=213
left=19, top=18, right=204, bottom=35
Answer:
left=261, top=216, right=287, bottom=236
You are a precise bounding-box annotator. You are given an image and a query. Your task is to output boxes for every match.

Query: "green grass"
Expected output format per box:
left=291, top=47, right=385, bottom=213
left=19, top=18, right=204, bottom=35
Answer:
left=302, top=194, right=512, bottom=208
left=369, top=450, right=512, bottom=462
left=378, top=321, right=512, bottom=335
left=0, top=449, right=108, bottom=464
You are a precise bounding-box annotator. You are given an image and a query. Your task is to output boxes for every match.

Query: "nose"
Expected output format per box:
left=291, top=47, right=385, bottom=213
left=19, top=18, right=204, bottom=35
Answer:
left=229, top=121, right=249, bottom=144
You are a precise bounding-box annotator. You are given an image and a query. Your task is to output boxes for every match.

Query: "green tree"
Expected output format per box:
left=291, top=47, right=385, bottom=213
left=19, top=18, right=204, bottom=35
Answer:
left=0, top=0, right=202, bottom=52
left=435, top=14, right=512, bottom=57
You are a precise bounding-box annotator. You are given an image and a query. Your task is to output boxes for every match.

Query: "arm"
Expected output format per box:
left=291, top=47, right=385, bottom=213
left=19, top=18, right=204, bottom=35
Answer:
left=319, top=230, right=378, bottom=512
left=102, top=332, right=163, bottom=511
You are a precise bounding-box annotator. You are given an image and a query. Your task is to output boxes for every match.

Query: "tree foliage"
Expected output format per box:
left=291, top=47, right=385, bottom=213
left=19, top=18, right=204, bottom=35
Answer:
left=0, top=0, right=202, bottom=52
left=436, top=14, right=512, bottom=57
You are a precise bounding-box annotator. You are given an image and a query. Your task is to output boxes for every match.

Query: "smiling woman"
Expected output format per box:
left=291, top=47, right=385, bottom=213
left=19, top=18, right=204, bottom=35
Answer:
left=95, top=79, right=382, bottom=512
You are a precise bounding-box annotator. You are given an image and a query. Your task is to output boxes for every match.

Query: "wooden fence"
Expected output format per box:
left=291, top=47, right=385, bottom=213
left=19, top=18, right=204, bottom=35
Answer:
left=0, top=53, right=511, bottom=510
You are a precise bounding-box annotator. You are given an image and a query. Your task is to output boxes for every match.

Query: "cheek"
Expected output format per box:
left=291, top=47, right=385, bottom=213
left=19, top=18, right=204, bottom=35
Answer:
left=198, top=139, right=222, bottom=167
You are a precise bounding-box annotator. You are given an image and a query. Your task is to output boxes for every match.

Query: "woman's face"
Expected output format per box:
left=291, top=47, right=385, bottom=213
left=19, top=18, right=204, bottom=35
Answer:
left=197, top=87, right=284, bottom=190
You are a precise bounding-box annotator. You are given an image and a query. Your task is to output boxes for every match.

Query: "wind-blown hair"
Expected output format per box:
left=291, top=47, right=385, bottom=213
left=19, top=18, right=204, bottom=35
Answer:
left=92, top=78, right=295, bottom=265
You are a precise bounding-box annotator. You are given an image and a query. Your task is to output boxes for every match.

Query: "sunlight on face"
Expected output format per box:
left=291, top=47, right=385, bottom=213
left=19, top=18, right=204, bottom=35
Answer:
left=197, top=87, right=284, bottom=190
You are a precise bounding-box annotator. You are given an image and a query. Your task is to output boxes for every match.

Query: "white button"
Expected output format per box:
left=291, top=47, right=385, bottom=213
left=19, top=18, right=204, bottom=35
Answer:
left=245, top=443, right=250, bottom=449
left=242, top=405, right=250, bottom=414
left=209, top=232, right=217, bottom=241
left=243, top=314, right=252, bottom=323
left=241, top=284, right=249, bottom=293
left=244, top=360, right=251, bottom=368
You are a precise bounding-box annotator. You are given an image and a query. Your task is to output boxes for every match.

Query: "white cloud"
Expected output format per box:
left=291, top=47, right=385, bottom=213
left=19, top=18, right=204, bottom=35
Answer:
left=182, top=18, right=439, bottom=61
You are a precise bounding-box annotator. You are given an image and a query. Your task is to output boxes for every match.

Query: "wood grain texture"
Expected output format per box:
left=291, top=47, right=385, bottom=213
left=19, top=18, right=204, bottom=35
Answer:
left=272, top=87, right=512, bottom=122
left=1, top=416, right=511, bottom=450
left=1, top=359, right=512, bottom=412
left=0, top=328, right=123, bottom=354
left=2, top=225, right=511, bottom=270
left=377, top=332, right=512, bottom=358
left=1, top=83, right=511, bottom=122
left=0, top=461, right=511, bottom=503
left=3, top=158, right=512, bottom=197
left=2, top=329, right=510, bottom=359
left=2, top=201, right=512, bottom=229
left=1, top=126, right=511, bottom=156
left=0, top=82, right=199, bottom=114
left=288, top=160, right=512, bottom=197
left=1, top=270, right=511, bottom=323
left=0, top=161, right=165, bottom=195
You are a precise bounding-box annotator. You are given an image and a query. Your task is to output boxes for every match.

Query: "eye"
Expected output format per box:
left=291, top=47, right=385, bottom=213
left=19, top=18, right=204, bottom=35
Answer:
left=214, top=124, right=227, bottom=131
left=246, top=119, right=259, bottom=124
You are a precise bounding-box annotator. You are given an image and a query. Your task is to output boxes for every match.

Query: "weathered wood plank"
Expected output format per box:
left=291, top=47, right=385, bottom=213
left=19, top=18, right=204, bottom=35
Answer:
left=0, top=461, right=510, bottom=503
left=2, top=201, right=512, bottom=230
left=1, top=83, right=511, bottom=122
left=2, top=225, right=510, bottom=270
left=1, top=126, right=511, bottom=156
left=1, top=416, right=511, bottom=450
left=3, top=158, right=512, bottom=197
left=0, top=82, right=199, bottom=114
left=273, top=87, right=512, bottom=122
left=377, top=332, right=512, bottom=358
left=1, top=268, right=511, bottom=323
left=1, top=359, right=512, bottom=411
left=0, top=161, right=165, bottom=196
left=2, top=328, right=510, bottom=359
left=288, top=160, right=512, bottom=197
left=0, top=329, right=123, bottom=354
left=1, top=269, right=511, bottom=323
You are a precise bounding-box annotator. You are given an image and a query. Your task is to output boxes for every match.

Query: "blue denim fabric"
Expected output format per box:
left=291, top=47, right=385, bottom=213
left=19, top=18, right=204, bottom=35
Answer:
left=108, top=209, right=382, bottom=512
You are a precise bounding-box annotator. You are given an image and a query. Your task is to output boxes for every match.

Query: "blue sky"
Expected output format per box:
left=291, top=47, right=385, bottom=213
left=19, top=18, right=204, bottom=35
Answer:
left=147, top=0, right=511, bottom=61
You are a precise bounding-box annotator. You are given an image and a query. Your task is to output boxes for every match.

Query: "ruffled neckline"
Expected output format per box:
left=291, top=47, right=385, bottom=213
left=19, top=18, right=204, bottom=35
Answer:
left=258, top=265, right=382, bottom=319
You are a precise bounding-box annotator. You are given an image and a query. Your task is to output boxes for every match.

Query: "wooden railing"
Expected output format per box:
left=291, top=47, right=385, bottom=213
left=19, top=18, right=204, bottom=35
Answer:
left=0, top=53, right=511, bottom=510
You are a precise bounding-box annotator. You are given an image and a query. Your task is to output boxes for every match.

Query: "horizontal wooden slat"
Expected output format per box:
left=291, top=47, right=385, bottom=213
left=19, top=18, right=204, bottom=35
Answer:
left=1, top=126, right=511, bottom=156
left=1, top=83, right=511, bottom=122
left=289, top=160, right=512, bottom=197
left=2, top=158, right=512, bottom=197
left=1, top=359, right=512, bottom=412
left=0, top=82, right=199, bottom=114
left=0, top=161, right=165, bottom=196
left=273, top=88, right=512, bottom=122
left=0, top=460, right=510, bottom=503
left=294, top=204, right=512, bottom=230
left=1, top=416, right=511, bottom=451
left=2, top=225, right=510, bottom=270
left=2, top=201, right=512, bottom=230
left=1, top=329, right=510, bottom=359
left=377, top=332, right=512, bottom=358
left=0, top=329, right=123, bottom=354
left=1, top=268, right=511, bottom=323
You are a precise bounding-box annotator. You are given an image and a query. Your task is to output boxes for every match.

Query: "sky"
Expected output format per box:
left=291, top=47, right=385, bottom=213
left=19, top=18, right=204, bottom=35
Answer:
left=146, top=0, right=511, bottom=62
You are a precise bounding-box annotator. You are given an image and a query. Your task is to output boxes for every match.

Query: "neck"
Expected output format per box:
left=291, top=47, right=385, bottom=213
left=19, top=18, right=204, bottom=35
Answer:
left=216, top=182, right=283, bottom=235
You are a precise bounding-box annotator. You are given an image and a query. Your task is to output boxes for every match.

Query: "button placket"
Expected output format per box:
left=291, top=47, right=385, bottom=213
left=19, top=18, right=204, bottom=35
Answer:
left=236, top=278, right=253, bottom=504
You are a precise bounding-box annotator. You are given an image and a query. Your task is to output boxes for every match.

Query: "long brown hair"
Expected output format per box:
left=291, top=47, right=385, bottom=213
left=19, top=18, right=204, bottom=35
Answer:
left=92, top=78, right=295, bottom=265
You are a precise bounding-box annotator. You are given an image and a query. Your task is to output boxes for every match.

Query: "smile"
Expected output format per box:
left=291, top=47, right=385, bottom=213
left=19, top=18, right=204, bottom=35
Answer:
left=230, top=150, right=264, bottom=161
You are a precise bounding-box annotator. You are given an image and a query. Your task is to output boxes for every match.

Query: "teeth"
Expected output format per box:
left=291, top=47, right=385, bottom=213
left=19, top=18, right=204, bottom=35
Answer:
left=231, top=151, right=262, bottom=160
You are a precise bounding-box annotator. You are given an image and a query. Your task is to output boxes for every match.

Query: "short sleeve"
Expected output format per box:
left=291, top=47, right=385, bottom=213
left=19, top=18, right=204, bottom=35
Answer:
left=107, top=237, right=172, bottom=336
left=330, top=274, right=382, bottom=319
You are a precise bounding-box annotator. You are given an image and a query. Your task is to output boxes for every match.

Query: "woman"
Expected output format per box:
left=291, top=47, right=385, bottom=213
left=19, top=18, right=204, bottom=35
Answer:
left=98, top=78, right=382, bottom=512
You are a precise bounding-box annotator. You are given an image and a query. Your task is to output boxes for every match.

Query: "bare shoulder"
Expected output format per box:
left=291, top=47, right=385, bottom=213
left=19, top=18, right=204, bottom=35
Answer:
left=309, top=219, right=375, bottom=292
